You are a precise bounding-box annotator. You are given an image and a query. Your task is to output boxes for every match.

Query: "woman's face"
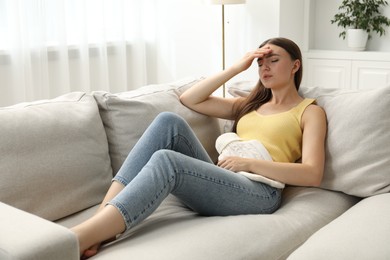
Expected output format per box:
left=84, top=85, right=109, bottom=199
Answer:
left=257, top=44, right=299, bottom=90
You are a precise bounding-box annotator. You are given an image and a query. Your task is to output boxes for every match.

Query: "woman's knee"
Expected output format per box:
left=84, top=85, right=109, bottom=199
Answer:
left=143, top=150, right=181, bottom=185
left=154, top=112, right=187, bottom=127
left=150, top=149, right=179, bottom=166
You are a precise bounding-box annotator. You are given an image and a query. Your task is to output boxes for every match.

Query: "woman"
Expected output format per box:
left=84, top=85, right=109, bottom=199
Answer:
left=71, top=37, right=327, bottom=258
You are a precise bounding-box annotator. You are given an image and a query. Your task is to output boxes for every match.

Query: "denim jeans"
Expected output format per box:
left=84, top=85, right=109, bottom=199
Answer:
left=108, top=112, right=282, bottom=230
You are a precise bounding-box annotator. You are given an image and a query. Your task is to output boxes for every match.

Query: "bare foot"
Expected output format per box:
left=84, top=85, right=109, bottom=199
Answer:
left=81, top=236, right=116, bottom=259
left=71, top=205, right=126, bottom=258
left=81, top=244, right=99, bottom=259
left=71, top=214, right=122, bottom=257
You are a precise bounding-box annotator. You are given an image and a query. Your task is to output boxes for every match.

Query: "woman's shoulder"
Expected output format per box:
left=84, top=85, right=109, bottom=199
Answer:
left=305, top=102, right=325, bottom=115
left=301, top=102, right=327, bottom=128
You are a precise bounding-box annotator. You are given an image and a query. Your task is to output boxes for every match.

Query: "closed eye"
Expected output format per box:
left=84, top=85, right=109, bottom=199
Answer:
left=257, top=58, right=278, bottom=67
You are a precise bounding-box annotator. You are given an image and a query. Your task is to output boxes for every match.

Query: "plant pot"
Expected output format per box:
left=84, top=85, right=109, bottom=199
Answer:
left=347, top=29, right=368, bottom=51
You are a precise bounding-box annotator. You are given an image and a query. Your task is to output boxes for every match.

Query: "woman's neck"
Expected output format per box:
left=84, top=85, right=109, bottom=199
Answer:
left=269, top=85, right=302, bottom=106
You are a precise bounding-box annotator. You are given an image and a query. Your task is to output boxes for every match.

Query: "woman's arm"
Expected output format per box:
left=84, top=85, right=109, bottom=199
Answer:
left=180, top=47, right=272, bottom=120
left=218, top=105, right=327, bottom=187
left=180, top=67, right=240, bottom=120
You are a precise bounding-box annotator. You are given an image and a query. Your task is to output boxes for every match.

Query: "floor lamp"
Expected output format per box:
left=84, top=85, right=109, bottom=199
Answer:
left=208, top=0, right=246, bottom=97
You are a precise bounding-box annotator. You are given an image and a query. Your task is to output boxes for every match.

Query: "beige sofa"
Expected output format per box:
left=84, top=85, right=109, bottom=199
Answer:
left=1, top=77, right=389, bottom=260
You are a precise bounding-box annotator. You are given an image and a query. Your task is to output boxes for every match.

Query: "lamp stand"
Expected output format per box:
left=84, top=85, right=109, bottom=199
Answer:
left=209, top=0, right=246, bottom=97
left=222, top=4, right=226, bottom=97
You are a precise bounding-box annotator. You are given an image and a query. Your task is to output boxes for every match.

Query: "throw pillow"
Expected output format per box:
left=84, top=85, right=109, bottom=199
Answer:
left=93, top=77, right=222, bottom=174
left=300, top=86, right=390, bottom=197
left=0, top=93, right=112, bottom=221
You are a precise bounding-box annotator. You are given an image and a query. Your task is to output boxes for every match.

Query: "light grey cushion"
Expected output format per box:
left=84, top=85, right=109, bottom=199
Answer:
left=228, top=80, right=256, bottom=97
left=288, top=193, right=390, bottom=260
left=57, top=187, right=358, bottom=260
left=93, top=77, right=221, bottom=174
left=0, top=92, right=112, bottom=221
left=300, top=86, right=390, bottom=197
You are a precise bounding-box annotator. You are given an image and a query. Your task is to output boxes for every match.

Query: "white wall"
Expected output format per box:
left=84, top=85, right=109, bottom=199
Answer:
left=279, top=0, right=305, bottom=48
left=152, top=0, right=281, bottom=86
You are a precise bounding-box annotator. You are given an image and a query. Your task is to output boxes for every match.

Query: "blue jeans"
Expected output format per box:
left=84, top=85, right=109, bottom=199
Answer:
left=108, top=112, right=282, bottom=230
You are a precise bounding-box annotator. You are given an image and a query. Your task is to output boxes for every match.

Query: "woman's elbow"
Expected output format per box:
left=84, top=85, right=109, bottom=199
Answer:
left=179, top=93, right=188, bottom=105
left=311, top=178, right=322, bottom=188
left=310, top=169, right=324, bottom=187
left=179, top=94, right=195, bottom=110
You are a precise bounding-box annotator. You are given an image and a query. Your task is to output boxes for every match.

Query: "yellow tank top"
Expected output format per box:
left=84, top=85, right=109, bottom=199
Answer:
left=236, top=98, right=315, bottom=163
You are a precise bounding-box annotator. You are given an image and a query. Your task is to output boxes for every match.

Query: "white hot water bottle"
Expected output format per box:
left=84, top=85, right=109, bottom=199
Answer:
left=215, top=132, right=285, bottom=189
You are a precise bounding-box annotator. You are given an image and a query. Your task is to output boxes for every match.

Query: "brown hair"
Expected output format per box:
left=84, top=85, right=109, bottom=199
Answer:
left=231, top=37, right=303, bottom=132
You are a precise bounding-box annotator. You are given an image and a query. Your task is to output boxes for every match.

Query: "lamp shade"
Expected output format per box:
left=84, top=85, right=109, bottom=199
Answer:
left=208, top=0, right=246, bottom=4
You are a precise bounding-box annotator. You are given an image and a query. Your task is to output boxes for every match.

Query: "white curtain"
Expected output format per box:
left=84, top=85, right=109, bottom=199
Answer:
left=0, top=0, right=156, bottom=107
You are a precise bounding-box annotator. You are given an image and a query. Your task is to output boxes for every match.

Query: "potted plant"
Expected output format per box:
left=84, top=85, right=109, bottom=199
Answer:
left=331, top=0, right=390, bottom=51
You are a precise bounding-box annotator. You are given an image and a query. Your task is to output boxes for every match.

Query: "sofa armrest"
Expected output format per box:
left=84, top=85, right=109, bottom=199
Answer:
left=0, top=202, right=79, bottom=260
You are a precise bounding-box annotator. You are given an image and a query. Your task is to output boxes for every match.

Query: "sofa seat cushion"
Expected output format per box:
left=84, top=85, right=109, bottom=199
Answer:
left=93, top=77, right=221, bottom=174
left=57, top=187, right=358, bottom=260
left=0, top=92, right=112, bottom=221
left=288, top=193, right=390, bottom=260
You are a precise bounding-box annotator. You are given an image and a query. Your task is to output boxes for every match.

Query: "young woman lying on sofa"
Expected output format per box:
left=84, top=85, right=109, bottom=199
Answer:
left=71, top=37, right=327, bottom=258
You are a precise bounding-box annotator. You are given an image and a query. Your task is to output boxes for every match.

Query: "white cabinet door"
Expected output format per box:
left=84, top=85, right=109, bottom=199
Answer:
left=306, top=59, right=351, bottom=89
left=351, top=61, right=390, bottom=90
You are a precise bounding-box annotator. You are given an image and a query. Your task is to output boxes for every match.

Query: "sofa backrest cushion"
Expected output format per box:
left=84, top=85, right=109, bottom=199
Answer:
left=0, top=93, right=112, bottom=221
left=93, top=77, right=221, bottom=175
left=300, top=86, right=390, bottom=197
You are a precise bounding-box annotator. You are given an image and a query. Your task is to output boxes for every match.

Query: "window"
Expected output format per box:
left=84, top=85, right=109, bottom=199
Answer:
left=0, top=0, right=135, bottom=50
